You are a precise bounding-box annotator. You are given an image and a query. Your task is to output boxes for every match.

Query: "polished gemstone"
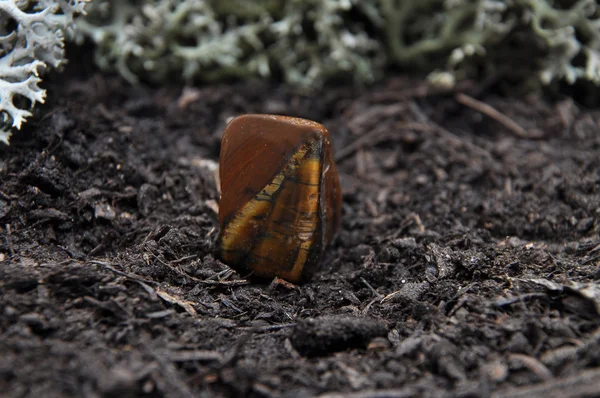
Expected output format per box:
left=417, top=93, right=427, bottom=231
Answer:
left=217, top=114, right=341, bottom=283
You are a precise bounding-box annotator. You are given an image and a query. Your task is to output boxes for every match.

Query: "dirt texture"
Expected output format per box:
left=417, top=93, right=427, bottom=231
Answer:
left=0, top=68, right=599, bottom=398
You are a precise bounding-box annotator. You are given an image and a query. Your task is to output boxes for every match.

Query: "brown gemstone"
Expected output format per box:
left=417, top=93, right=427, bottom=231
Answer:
left=217, top=114, right=341, bottom=283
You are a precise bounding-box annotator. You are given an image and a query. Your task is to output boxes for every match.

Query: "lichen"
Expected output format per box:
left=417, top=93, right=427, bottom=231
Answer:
left=522, top=0, right=600, bottom=85
left=76, top=0, right=600, bottom=92
left=382, top=0, right=600, bottom=89
left=0, top=0, right=88, bottom=145
left=75, top=0, right=384, bottom=88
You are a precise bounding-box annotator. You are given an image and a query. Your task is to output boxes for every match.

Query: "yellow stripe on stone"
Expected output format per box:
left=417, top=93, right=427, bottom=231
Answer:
left=219, top=141, right=322, bottom=282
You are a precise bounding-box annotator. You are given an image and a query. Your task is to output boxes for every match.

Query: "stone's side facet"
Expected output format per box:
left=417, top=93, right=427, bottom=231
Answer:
left=217, top=114, right=341, bottom=283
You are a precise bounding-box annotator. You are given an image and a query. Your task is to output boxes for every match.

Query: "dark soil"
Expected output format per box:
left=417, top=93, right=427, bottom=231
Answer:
left=0, top=68, right=599, bottom=398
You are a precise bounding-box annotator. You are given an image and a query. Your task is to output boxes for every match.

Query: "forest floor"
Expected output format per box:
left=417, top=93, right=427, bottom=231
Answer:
left=0, top=67, right=599, bottom=398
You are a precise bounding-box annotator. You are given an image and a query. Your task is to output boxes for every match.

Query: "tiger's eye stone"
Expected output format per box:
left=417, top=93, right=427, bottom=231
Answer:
left=217, top=114, right=341, bottom=283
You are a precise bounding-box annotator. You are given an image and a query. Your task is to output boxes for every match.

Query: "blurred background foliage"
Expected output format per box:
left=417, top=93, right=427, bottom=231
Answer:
left=76, top=0, right=600, bottom=92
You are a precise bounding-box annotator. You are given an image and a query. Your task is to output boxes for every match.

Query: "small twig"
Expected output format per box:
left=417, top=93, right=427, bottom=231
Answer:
left=445, top=283, right=477, bottom=315
left=91, top=260, right=159, bottom=300
left=38, top=108, right=63, bottom=123
left=380, top=289, right=404, bottom=304
left=0, top=190, right=12, bottom=201
left=145, top=309, right=175, bottom=319
left=149, top=252, right=204, bottom=283
left=156, top=288, right=198, bottom=316
left=90, top=260, right=158, bottom=285
left=361, top=277, right=384, bottom=315
left=335, top=122, right=434, bottom=162
left=455, top=93, right=530, bottom=138
left=166, top=349, right=223, bottom=363
left=170, top=254, right=198, bottom=264
left=219, top=297, right=244, bottom=313
left=87, top=233, right=116, bottom=257
left=361, top=277, right=383, bottom=300
left=407, top=101, right=496, bottom=162
left=256, top=323, right=297, bottom=332
left=493, top=293, right=548, bottom=307
left=206, top=268, right=235, bottom=281
left=362, top=297, right=379, bottom=315
left=149, top=251, right=248, bottom=286
left=199, top=279, right=249, bottom=287
left=509, top=353, right=553, bottom=381
left=237, top=323, right=297, bottom=333
left=585, top=242, right=600, bottom=257
left=5, top=224, right=14, bottom=257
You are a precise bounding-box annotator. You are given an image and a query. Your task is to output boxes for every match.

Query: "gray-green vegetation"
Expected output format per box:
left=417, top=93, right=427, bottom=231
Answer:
left=0, top=0, right=87, bottom=144
left=78, top=0, right=600, bottom=89
left=76, top=0, right=384, bottom=88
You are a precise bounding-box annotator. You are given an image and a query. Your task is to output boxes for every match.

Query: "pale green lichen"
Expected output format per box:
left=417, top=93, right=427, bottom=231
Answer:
left=76, top=0, right=384, bottom=88
left=382, top=0, right=600, bottom=89
left=521, top=0, right=600, bottom=85
left=0, top=0, right=88, bottom=144
left=71, top=0, right=600, bottom=90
